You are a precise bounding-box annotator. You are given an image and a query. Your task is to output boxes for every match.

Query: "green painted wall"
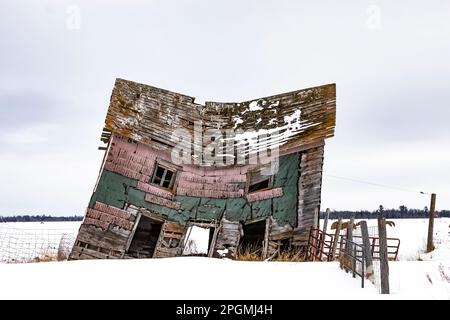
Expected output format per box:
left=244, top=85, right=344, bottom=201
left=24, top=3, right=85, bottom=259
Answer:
left=272, top=153, right=299, bottom=226
left=89, top=153, right=299, bottom=226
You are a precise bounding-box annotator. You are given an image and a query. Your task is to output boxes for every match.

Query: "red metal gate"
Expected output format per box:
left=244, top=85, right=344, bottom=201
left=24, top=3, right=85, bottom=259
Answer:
left=305, top=227, right=335, bottom=261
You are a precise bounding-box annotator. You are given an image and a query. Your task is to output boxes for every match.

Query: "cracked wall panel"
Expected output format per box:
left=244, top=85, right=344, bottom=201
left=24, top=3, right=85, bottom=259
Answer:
left=196, top=198, right=226, bottom=221
left=225, top=198, right=251, bottom=222
left=89, top=171, right=137, bottom=209
left=251, top=199, right=272, bottom=220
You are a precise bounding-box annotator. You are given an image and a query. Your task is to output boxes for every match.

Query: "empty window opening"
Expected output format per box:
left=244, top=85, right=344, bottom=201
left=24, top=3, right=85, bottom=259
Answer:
left=151, top=163, right=177, bottom=189
left=239, top=220, right=267, bottom=257
left=248, top=179, right=270, bottom=193
left=182, top=225, right=215, bottom=256
left=127, top=215, right=163, bottom=258
left=247, top=168, right=273, bottom=193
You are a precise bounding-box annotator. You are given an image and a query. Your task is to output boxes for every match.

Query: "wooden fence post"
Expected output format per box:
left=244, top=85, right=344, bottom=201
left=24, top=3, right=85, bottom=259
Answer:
left=346, top=218, right=355, bottom=254
left=427, top=193, right=437, bottom=252
left=331, top=218, right=342, bottom=261
left=378, top=217, right=390, bottom=294
left=323, top=208, right=330, bottom=232
left=360, top=221, right=374, bottom=282
left=313, top=208, right=319, bottom=229
left=347, top=217, right=354, bottom=245
left=347, top=218, right=355, bottom=275
left=262, top=218, right=271, bottom=260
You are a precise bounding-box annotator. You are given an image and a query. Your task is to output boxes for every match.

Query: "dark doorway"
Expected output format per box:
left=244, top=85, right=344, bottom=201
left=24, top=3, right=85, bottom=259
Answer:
left=127, top=215, right=163, bottom=258
left=239, top=219, right=267, bottom=256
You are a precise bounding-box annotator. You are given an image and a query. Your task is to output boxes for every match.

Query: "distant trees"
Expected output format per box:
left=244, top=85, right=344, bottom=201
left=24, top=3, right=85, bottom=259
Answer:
left=321, top=206, right=450, bottom=219
left=3, top=208, right=450, bottom=223
left=0, top=215, right=83, bottom=223
left=378, top=205, right=385, bottom=218
left=399, top=205, right=407, bottom=215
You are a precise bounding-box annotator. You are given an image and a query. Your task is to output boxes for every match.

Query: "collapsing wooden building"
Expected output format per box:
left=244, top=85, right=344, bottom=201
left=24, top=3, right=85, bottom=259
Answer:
left=70, top=78, right=336, bottom=260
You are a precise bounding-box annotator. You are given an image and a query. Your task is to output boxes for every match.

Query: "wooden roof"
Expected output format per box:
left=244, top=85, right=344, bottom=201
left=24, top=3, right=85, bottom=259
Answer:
left=103, top=78, right=336, bottom=159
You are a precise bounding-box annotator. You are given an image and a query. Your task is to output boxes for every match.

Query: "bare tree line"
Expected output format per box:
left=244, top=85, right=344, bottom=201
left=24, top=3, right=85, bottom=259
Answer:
left=321, top=205, right=450, bottom=220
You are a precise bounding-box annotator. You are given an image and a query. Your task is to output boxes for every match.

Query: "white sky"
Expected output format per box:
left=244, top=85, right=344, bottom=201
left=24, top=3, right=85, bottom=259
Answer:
left=0, top=0, right=449, bottom=215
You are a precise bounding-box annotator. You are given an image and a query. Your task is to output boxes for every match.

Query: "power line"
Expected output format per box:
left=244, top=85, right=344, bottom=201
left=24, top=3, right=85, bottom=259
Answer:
left=324, top=173, right=426, bottom=195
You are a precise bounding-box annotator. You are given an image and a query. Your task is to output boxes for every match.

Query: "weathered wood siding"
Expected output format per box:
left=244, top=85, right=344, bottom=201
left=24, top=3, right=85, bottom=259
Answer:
left=69, top=201, right=138, bottom=260
left=212, top=218, right=242, bottom=258
left=104, top=78, right=336, bottom=159
left=153, top=221, right=186, bottom=258
left=297, top=145, right=324, bottom=233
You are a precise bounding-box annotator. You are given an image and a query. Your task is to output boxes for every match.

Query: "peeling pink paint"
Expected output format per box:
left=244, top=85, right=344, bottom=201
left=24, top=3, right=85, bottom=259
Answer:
left=177, top=180, right=241, bottom=192
left=84, top=217, right=109, bottom=231
left=144, top=194, right=181, bottom=210
left=246, top=187, right=284, bottom=202
left=180, top=170, right=246, bottom=184
left=86, top=208, right=133, bottom=231
left=177, top=188, right=244, bottom=198
left=137, top=181, right=173, bottom=199
left=93, top=202, right=130, bottom=220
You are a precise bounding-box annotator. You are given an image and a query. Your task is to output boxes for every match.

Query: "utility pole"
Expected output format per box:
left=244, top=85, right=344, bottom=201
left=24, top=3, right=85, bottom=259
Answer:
left=427, top=193, right=437, bottom=252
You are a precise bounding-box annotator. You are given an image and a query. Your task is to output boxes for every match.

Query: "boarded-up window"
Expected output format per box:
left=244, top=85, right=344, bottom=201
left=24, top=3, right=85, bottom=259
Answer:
left=151, top=161, right=178, bottom=190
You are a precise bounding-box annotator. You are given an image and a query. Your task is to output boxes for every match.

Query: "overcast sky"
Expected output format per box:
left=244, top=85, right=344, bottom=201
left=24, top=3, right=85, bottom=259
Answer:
left=1, top=0, right=449, bottom=216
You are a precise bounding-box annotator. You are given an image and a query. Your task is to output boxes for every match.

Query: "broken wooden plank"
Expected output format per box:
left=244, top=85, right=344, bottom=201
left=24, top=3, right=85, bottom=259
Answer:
left=246, top=187, right=283, bottom=202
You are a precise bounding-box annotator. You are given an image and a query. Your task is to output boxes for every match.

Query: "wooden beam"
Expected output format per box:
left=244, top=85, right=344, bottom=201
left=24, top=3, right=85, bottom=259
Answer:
left=330, top=218, right=342, bottom=261
left=360, top=220, right=374, bottom=282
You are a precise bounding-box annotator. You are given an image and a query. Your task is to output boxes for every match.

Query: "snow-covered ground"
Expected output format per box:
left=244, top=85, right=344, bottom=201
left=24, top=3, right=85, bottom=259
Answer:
left=0, top=221, right=81, bottom=233
left=0, top=257, right=378, bottom=299
left=0, top=255, right=449, bottom=299
left=0, top=219, right=449, bottom=299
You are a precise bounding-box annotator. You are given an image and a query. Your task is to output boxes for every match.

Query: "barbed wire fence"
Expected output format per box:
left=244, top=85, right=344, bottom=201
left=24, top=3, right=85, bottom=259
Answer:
left=0, top=224, right=76, bottom=263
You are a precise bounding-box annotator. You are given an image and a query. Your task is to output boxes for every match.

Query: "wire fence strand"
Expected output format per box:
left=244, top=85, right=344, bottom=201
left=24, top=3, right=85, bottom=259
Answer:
left=0, top=224, right=76, bottom=263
